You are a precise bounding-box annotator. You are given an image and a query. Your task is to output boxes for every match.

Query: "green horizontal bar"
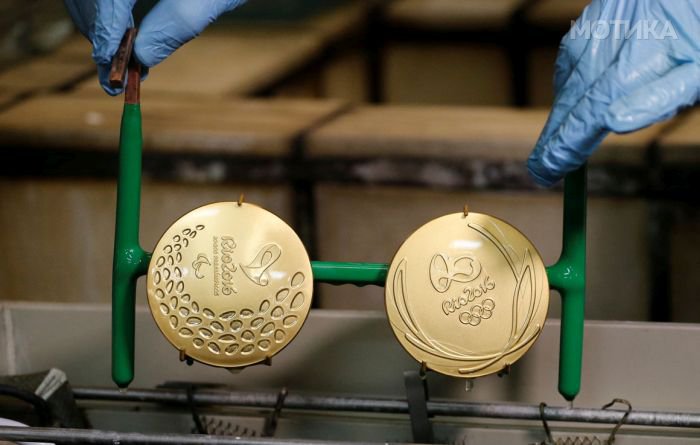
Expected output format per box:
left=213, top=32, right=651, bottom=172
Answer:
left=312, top=261, right=388, bottom=286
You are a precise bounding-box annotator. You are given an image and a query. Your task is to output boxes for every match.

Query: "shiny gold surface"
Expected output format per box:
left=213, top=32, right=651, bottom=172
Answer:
left=385, top=212, right=549, bottom=378
left=147, top=202, right=313, bottom=368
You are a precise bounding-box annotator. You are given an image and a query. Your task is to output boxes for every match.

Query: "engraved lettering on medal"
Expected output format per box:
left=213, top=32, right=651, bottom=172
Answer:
left=220, top=236, right=238, bottom=295
left=212, top=235, right=238, bottom=296
left=434, top=253, right=497, bottom=327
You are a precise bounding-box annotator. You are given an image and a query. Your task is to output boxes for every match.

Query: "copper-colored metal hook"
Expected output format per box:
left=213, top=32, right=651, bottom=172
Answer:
left=109, top=28, right=137, bottom=89
left=109, top=28, right=140, bottom=104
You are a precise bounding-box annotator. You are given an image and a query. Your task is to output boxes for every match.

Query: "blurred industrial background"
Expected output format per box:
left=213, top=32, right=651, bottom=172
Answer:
left=0, top=0, right=697, bottom=324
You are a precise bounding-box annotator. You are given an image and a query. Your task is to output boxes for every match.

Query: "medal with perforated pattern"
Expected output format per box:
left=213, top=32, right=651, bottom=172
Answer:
left=147, top=201, right=313, bottom=368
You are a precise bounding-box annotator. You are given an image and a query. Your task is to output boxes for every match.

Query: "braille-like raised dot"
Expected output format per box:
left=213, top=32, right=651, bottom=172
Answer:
left=240, top=308, right=254, bottom=318
left=258, top=339, right=271, bottom=351
left=290, top=292, right=304, bottom=310
left=241, top=344, right=255, bottom=355
left=261, top=322, right=275, bottom=336
left=251, top=317, right=264, bottom=329
left=193, top=338, right=204, bottom=348
left=242, top=330, right=254, bottom=342
left=208, top=343, right=220, bottom=354
left=155, top=289, right=165, bottom=300
left=160, top=304, right=169, bottom=315
left=225, top=344, right=239, bottom=355
left=187, top=317, right=202, bottom=326
left=210, top=321, right=224, bottom=333
left=179, top=307, right=190, bottom=317
left=259, top=300, right=271, bottom=313
left=271, top=306, right=284, bottom=319
left=179, top=328, right=193, bottom=337
left=274, top=330, right=286, bottom=343
left=169, top=316, right=178, bottom=329
left=203, top=308, right=215, bottom=319
left=275, top=289, right=289, bottom=303
left=283, top=315, right=298, bottom=328
left=291, top=272, right=305, bottom=288
left=199, top=328, right=213, bottom=339
left=230, top=320, right=243, bottom=332
left=219, top=311, right=236, bottom=321
left=218, top=334, right=235, bottom=343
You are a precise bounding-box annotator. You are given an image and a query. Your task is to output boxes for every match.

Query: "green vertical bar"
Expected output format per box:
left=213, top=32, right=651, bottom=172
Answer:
left=112, top=103, right=149, bottom=388
left=546, top=166, right=587, bottom=401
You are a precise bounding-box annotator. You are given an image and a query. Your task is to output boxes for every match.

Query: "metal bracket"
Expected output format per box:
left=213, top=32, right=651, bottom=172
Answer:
left=109, top=33, right=588, bottom=401
left=404, top=366, right=433, bottom=443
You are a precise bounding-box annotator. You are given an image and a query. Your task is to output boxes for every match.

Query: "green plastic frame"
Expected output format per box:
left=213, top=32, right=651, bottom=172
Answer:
left=112, top=102, right=587, bottom=401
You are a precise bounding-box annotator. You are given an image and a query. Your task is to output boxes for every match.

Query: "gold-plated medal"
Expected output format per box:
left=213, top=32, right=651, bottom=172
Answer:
left=385, top=210, right=549, bottom=378
left=147, top=202, right=313, bottom=368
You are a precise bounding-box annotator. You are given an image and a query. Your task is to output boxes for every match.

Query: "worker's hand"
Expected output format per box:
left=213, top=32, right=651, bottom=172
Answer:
left=528, top=0, right=700, bottom=186
left=64, top=0, right=247, bottom=95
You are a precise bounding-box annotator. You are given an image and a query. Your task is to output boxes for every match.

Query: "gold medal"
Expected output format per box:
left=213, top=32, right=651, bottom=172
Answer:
left=385, top=210, right=549, bottom=378
left=147, top=201, right=313, bottom=368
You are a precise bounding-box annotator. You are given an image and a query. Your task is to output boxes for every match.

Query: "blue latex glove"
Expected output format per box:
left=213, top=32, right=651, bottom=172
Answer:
left=528, top=0, right=700, bottom=186
left=64, top=0, right=247, bottom=95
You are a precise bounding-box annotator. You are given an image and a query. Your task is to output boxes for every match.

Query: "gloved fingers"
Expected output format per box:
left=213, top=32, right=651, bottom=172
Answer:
left=63, top=0, right=95, bottom=39
left=97, top=64, right=121, bottom=96
left=606, top=62, right=700, bottom=133
left=529, top=46, right=680, bottom=186
left=91, top=0, right=137, bottom=66
left=553, top=0, right=604, bottom=92
left=529, top=59, right=652, bottom=186
left=134, top=0, right=247, bottom=68
left=535, top=2, right=630, bottom=156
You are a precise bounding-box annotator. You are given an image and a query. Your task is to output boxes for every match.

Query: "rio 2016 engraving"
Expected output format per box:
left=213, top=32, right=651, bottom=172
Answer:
left=212, top=235, right=238, bottom=296
left=435, top=253, right=497, bottom=327
left=220, top=236, right=237, bottom=295
left=441, top=275, right=496, bottom=314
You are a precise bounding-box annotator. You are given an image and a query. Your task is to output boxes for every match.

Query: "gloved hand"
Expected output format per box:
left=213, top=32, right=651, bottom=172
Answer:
left=528, top=0, right=700, bottom=186
left=64, top=0, right=247, bottom=95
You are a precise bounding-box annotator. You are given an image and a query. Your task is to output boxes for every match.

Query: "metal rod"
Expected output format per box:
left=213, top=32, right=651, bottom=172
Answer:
left=109, top=27, right=137, bottom=88
left=0, top=427, right=427, bottom=445
left=73, top=387, right=700, bottom=429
